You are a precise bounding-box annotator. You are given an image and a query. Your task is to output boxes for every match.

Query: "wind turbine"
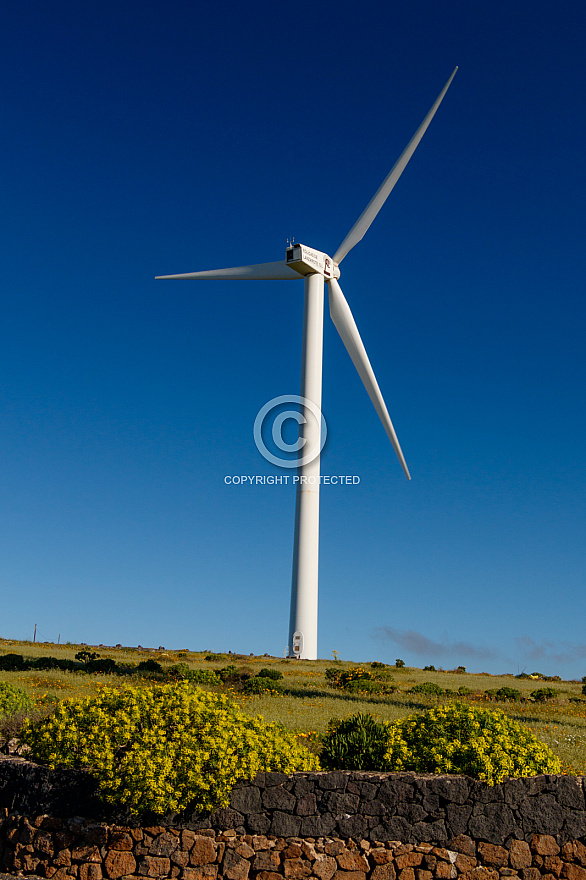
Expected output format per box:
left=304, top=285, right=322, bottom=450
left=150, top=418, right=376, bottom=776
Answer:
left=156, top=68, right=457, bottom=660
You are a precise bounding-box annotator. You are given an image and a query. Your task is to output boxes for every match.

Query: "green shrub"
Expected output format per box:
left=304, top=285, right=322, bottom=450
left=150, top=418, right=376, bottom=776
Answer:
left=485, top=688, right=522, bottom=702
left=326, top=666, right=373, bottom=690
left=86, top=658, right=118, bottom=674
left=257, top=669, right=283, bottom=681
left=423, top=665, right=436, bottom=672
left=21, top=682, right=319, bottom=815
left=321, top=713, right=388, bottom=770
left=383, top=701, right=560, bottom=785
left=395, top=659, right=405, bottom=668
left=218, top=664, right=251, bottom=687
left=531, top=687, right=558, bottom=702
left=582, top=682, right=586, bottom=697
left=205, top=653, right=227, bottom=662
left=0, top=682, right=32, bottom=719
left=166, top=663, right=192, bottom=679
left=496, top=687, right=521, bottom=702
left=244, top=677, right=283, bottom=695
left=29, top=656, right=62, bottom=670
left=75, top=650, right=100, bottom=664
left=410, top=681, right=445, bottom=696
left=0, top=654, right=26, bottom=671
left=136, top=659, right=163, bottom=674
left=458, top=686, right=473, bottom=696
left=185, top=669, right=221, bottom=685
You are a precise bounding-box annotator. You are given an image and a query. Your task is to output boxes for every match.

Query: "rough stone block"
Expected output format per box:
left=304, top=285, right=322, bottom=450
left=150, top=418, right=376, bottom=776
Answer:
left=478, top=843, right=509, bottom=867
left=248, top=813, right=271, bottom=834
left=110, top=833, right=134, bottom=852
left=370, top=849, right=394, bottom=866
left=254, top=850, right=282, bottom=871
left=520, top=869, right=541, bottom=880
left=448, top=836, right=476, bottom=858
left=461, top=869, right=499, bottom=880
left=235, top=842, right=254, bottom=859
left=332, top=871, right=366, bottom=880
left=337, top=817, right=367, bottom=840
left=469, top=805, right=516, bottom=845
left=71, top=845, right=102, bottom=863
left=149, top=833, right=179, bottom=857
left=520, top=798, right=565, bottom=836
left=562, top=866, right=586, bottom=880
left=564, top=812, right=586, bottom=840
left=54, top=848, right=72, bottom=866
left=395, top=853, right=423, bottom=870
left=336, top=851, right=369, bottom=872
left=230, top=787, right=262, bottom=815
left=183, top=867, right=218, bottom=880
left=412, top=822, right=448, bottom=845
left=137, top=855, right=171, bottom=876
left=79, top=861, right=103, bottom=880
left=189, top=837, right=217, bottom=866
left=455, top=855, right=477, bottom=873
left=544, top=856, right=563, bottom=876
left=575, top=842, right=586, bottom=868
left=271, top=812, right=302, bottom=838
left=297, top=795, right=318, bottom=817
left=313, top=854, right=338, bottom=880
left=283, top=856, right=312, bottom=879
left=181, top=831, right=197, bottom=851
left=222, top=848, right=250, bottom=880
left=435, top=861, right=456, bottom=879
left=35, top=831, right=55, bottom=855
left=371, top=863, right=396, bottom=880
left=531, top=835, right=560, bottom=856
left=103, top=850, right=137, bottom=879
left=170, top=849, right=189, bottom=867
left=509, top=841, right=532, bottom=870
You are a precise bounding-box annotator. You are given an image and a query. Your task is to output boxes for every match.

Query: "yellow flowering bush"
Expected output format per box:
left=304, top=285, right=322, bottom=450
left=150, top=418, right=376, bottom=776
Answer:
left=383, top=701, right=561, bottom=784
left=21, top=682, right=319, bottom=815
left=0, top=681, right=32, bottom=719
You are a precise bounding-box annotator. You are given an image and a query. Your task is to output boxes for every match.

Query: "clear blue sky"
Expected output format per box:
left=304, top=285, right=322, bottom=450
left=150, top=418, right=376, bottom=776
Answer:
left=1, top=1, right=584, bottom=677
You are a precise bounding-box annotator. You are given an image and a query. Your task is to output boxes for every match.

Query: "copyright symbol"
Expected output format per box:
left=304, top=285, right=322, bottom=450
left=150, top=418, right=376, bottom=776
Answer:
left=253, top=395, right=327, bottom=468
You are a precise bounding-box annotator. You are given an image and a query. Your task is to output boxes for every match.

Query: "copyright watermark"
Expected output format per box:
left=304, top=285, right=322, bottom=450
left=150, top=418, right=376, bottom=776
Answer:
left=224, top=474, right=360, bottom=485
left=253, top=394, right=327, bottom=468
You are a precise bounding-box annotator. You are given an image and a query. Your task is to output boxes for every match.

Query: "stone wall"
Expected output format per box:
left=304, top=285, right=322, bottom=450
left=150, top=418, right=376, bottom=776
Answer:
left=1, top=758, right=586, bottom=880
left=2, top=814, right=586, bottom=880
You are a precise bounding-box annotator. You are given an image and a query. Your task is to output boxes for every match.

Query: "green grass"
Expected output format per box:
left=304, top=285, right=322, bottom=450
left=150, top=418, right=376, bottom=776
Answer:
left=1, top=636, right=585, bottom=773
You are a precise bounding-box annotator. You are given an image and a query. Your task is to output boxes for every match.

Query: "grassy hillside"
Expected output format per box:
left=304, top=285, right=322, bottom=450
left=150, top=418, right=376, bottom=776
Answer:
left=1, top=636, right=585, bottom=774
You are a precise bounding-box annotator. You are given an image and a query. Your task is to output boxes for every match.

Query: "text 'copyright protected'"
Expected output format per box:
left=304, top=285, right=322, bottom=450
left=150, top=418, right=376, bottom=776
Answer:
left=224, top=475, right=360, bottom=485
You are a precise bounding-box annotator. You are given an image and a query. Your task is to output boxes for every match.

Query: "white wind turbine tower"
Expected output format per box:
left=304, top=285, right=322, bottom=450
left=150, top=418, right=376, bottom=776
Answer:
left=157, top=68, right=457, bottom=660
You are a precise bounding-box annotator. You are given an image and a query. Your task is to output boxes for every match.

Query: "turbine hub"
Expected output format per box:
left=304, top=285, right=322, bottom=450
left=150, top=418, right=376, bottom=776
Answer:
left=286, top=244, right=340, bottom=279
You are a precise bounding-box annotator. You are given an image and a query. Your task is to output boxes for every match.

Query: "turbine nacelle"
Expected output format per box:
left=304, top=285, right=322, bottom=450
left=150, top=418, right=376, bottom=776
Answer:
left=286, top=244, right=340, bottom=279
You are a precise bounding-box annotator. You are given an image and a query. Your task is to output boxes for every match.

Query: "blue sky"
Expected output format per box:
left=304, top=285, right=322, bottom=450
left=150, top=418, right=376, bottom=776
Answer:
left=1, top=1, right=585, bottom=677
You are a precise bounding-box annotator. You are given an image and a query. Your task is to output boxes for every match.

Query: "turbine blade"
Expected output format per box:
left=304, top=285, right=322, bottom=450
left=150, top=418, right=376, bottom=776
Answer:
left=328, top=278, right=410, bottom=479
left=155, top=260, right=300, bottom=281
left=333, top=67, right=458, bottom=265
